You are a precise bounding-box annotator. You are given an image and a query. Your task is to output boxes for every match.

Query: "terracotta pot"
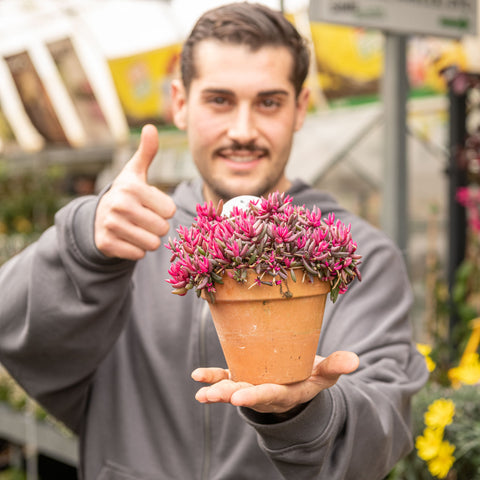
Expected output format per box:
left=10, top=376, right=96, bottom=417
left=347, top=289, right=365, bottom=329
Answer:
left=202, top=270, right=330, bottom=385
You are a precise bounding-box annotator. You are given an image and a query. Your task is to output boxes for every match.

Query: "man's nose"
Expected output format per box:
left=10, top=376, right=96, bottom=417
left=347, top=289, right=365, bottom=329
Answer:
left=227, top=105, right=258, bottom=144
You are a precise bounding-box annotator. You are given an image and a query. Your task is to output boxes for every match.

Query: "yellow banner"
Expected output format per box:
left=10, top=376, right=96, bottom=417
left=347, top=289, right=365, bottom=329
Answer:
left=310, top=22, right=469, bottom=100
left=108, top=44, right=181, bottom=127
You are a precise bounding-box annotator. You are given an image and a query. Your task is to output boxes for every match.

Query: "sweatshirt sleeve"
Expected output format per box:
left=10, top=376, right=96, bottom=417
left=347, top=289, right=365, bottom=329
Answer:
left=0, top=195, right=136, bottom=433
left=239, top=224, right=429, bottom=480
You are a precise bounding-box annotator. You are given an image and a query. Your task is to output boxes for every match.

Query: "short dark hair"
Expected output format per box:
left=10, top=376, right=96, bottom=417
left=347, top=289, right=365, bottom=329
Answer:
left=180, top=2, right=310, bottom=97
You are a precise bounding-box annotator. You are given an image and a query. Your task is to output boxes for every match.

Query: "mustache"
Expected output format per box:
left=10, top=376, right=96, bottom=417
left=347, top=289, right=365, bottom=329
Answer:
left=215, top=141, right=269, bottom=155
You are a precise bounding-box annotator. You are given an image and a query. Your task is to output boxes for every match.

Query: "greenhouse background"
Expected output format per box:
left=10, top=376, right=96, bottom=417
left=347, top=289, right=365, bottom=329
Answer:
left=1, top=0, right=480, bottom=478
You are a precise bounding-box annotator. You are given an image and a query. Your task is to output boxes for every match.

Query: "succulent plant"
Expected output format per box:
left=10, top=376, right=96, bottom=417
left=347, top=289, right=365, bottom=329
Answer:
left=166, top=192, right=362, bottom=303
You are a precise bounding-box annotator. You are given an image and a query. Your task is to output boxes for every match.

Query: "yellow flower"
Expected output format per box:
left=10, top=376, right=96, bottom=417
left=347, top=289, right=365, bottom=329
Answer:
left=417, top=343, right=436, bottom=372
left=427, top=440, right=455, bottom=479
left=416, top=427, right=444, bottom=461
left=13, top=216, right=32, bottom=234
left=424, top=398, right=455, bottom=429
left=448, top=352, right=480, bottom=386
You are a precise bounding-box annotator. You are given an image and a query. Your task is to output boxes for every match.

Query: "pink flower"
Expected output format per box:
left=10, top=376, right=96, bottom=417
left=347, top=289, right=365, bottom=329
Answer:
left=456, top=187, right=470, bottom=206
left=165, top=191, right=362, bottom=302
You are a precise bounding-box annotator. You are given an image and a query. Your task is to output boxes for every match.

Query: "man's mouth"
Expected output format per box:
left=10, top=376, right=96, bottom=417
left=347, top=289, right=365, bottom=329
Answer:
left=224, top=152, right=263, bottom=163
left=217, top=145, right=268, bottom=164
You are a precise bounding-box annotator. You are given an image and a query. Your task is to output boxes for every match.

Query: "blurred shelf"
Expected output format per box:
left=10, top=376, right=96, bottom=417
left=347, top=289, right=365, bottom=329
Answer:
left=2, top=143, right=117, bottom=176
left=0, top=402, right=78, bottom=466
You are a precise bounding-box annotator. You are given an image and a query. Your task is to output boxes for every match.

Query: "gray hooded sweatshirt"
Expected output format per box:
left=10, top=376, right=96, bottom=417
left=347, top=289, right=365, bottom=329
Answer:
left=0, top=178, right=428, bottom=480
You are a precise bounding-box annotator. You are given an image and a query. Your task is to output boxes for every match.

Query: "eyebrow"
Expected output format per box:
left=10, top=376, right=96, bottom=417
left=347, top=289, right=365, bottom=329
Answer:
left=258, top=89, right=290, bottom=97
left=201, top=88, right=290, bottom=97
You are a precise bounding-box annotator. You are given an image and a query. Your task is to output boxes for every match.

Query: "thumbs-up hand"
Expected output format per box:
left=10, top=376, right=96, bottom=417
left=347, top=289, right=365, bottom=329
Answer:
left=94, top=124, right=176, bottom=260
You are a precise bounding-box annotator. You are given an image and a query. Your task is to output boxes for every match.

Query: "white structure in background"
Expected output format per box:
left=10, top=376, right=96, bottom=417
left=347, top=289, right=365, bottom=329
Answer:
left=0, top=57, right=45, bottom=152
left=0, top=0, right=184, bottom=151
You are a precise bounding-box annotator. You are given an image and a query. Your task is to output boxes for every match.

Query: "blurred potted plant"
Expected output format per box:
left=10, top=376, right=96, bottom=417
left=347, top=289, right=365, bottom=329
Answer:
left=0, top=162, right=66, bottom=265
left=166, top=192, right=362, bottom=384
left=393, top=183, right=480, bottom=479
left=387, top=342, right=480, bottom=480
left=389, top=68, right=480, bottom=478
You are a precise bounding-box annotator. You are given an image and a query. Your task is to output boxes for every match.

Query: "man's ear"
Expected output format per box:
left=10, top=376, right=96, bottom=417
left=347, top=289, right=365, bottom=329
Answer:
left=171, top=79, right=187, bottom=130
left=294, top=87, right=310, bottom=132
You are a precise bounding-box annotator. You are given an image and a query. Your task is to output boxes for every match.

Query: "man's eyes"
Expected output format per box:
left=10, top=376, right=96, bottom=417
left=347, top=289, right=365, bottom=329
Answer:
left=259, top=98, right=280, bottom=109
left=204, top=96, right=282, bottom=110
left=207, top=96, right=231, bottom=106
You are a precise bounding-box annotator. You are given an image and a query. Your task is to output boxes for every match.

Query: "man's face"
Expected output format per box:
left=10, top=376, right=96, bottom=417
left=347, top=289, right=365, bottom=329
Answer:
left=172, top=40, right=309, bottom=204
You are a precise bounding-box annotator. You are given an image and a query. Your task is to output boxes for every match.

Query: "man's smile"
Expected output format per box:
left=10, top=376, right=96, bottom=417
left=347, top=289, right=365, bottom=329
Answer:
left=216, top=145, right=268, bottom=165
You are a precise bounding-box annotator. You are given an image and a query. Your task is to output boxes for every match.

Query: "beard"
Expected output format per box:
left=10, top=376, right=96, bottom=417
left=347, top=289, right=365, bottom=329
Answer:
left=203, top=169, right=287, bottom=203
left=197, top=141, right=292, bottom=203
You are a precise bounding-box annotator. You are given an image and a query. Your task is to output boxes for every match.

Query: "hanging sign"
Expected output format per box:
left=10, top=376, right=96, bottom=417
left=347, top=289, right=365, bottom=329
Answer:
left=309, top=0, right=477, bottom=38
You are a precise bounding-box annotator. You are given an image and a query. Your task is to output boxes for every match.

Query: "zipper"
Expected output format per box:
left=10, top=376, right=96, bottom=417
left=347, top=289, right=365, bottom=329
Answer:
left=199, top=302, right=211, bottom=480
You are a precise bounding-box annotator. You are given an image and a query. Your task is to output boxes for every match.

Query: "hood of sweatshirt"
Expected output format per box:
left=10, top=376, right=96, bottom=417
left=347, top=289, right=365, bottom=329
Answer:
left=170, top=177, right=349, bottom=226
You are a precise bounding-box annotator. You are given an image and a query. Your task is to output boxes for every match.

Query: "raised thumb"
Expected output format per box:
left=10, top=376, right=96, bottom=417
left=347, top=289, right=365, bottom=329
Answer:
left=126, top=124, right=159, bottom=181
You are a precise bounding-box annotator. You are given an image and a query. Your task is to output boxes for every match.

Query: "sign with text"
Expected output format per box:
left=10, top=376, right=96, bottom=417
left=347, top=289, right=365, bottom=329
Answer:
left=309, top=0, right=477, bottom=38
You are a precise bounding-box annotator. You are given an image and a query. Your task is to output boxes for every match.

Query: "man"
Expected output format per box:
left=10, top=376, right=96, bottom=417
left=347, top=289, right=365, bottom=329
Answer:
left=0, top=3, right=427, bottom=479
